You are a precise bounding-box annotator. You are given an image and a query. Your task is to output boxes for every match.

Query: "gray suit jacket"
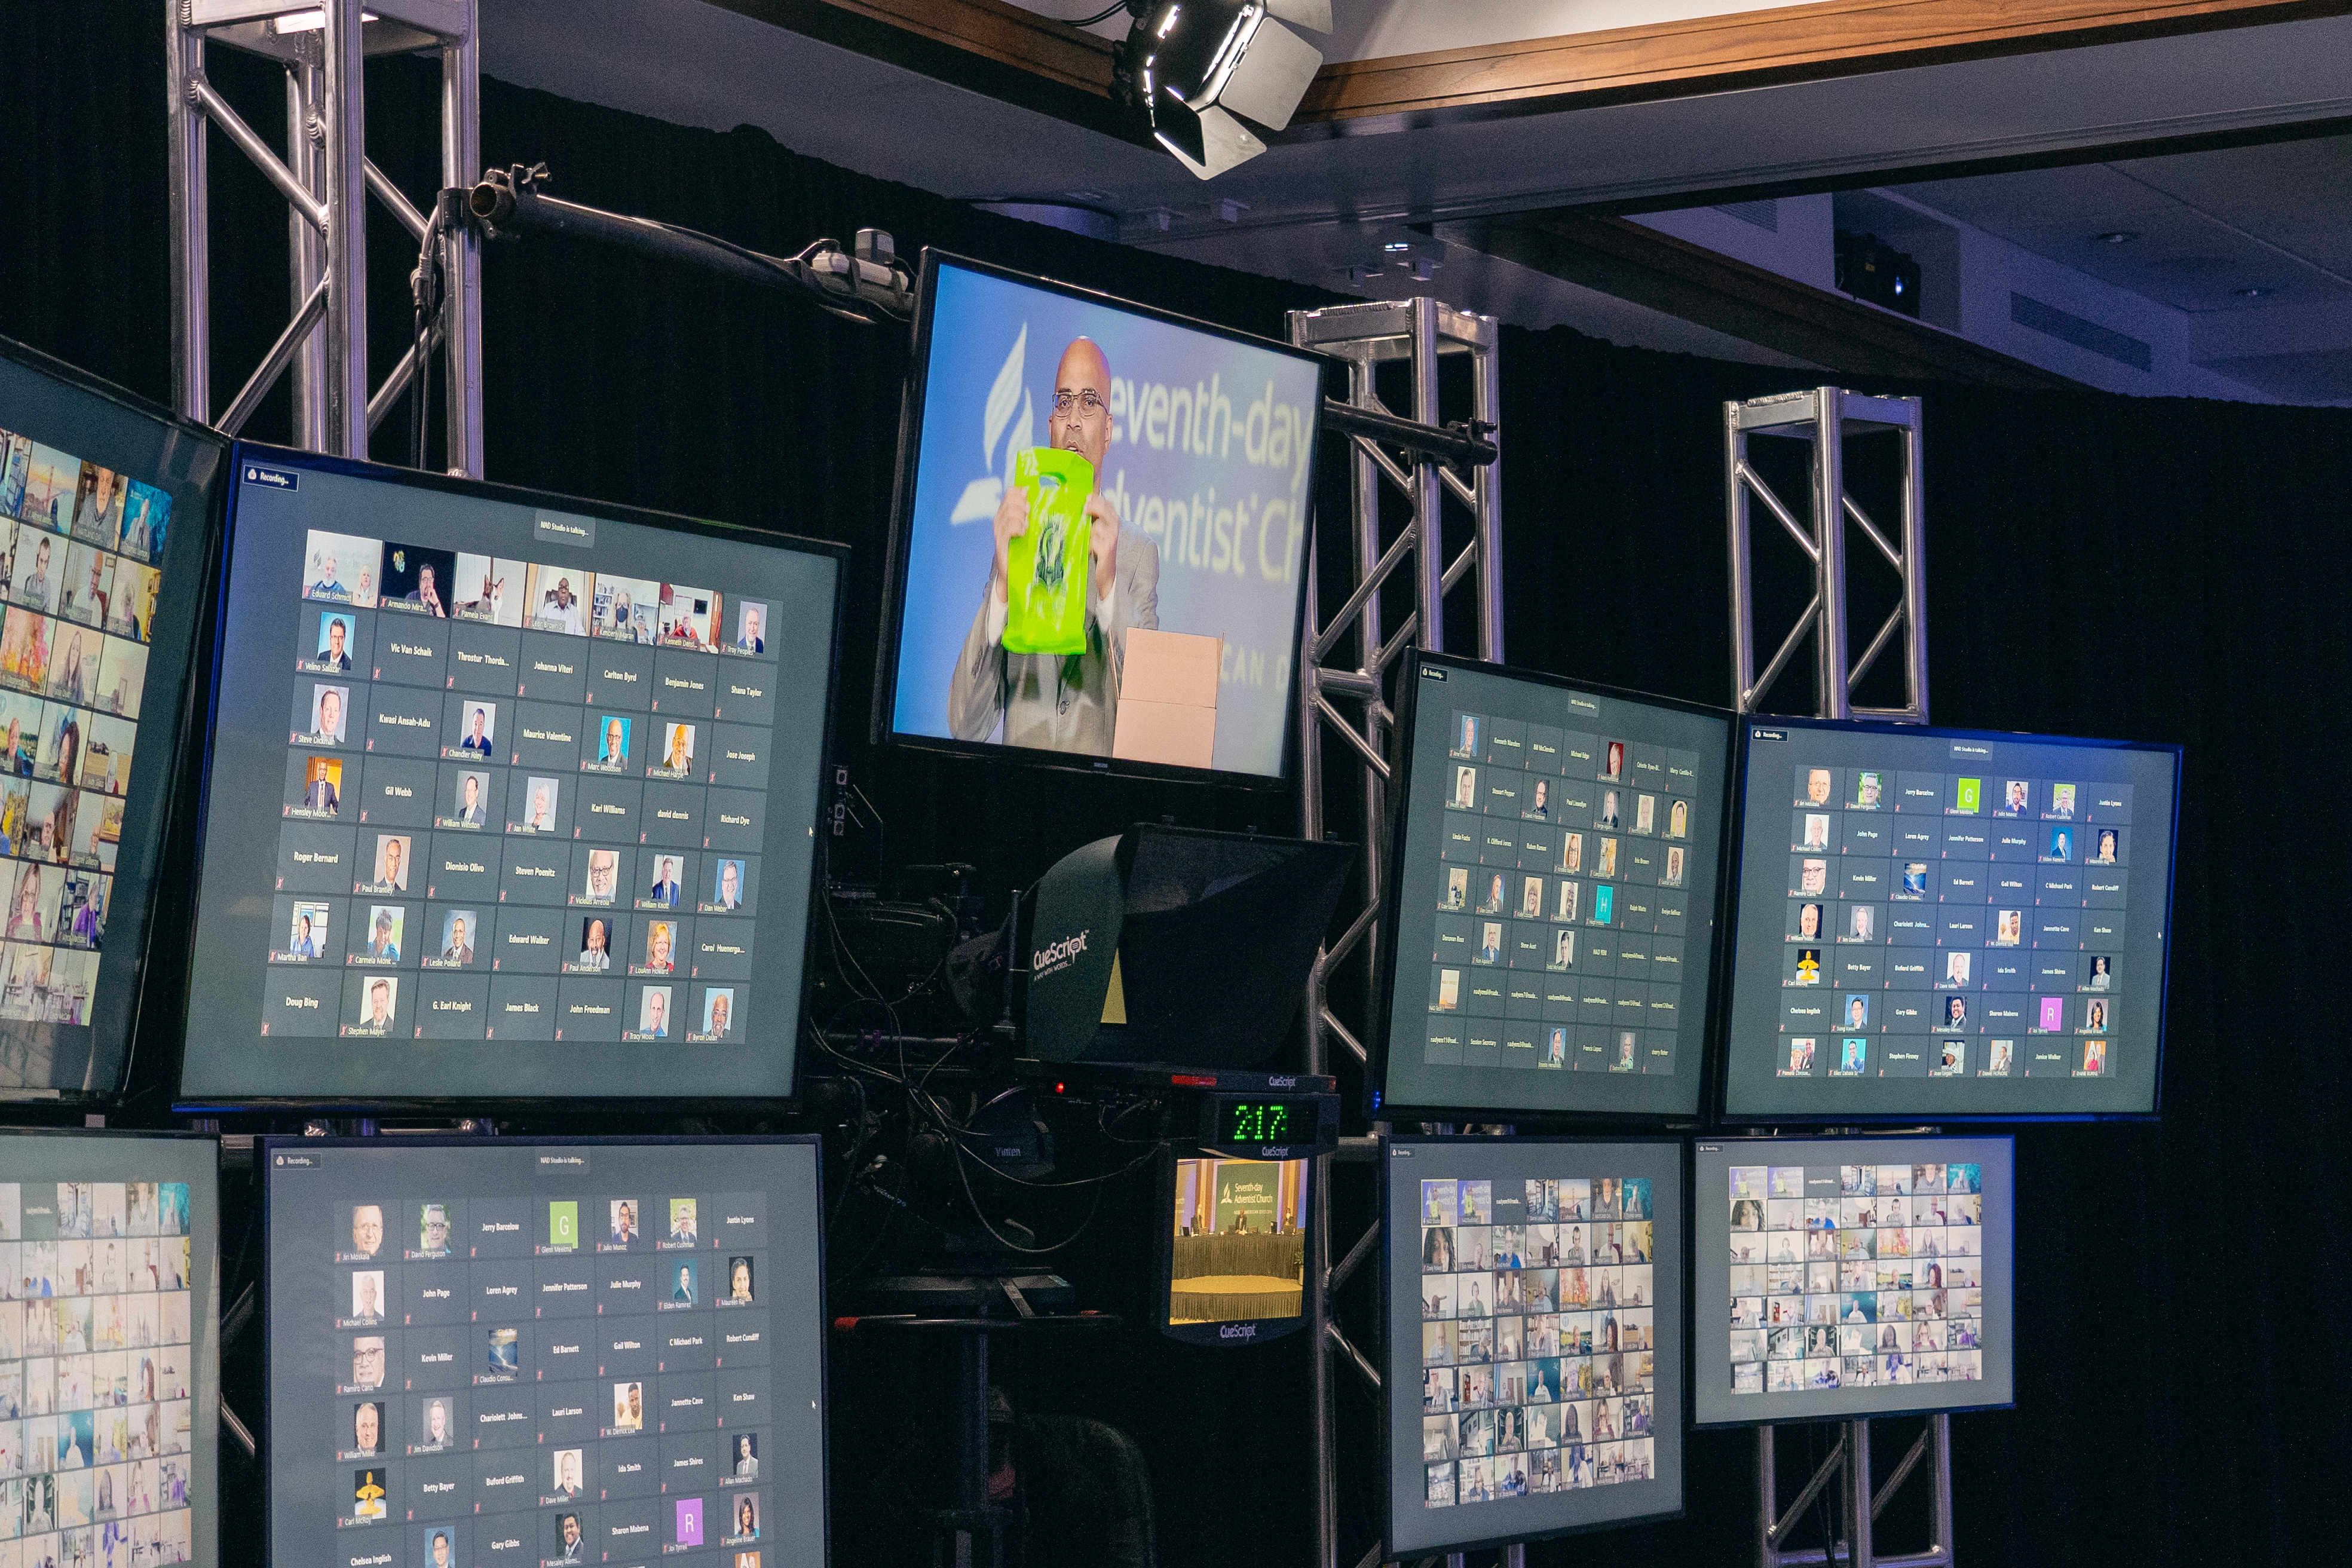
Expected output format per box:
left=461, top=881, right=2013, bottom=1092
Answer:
left=948, top=520, right=1160, bottom=757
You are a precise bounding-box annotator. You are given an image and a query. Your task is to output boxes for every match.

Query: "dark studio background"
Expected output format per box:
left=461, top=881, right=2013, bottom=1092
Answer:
left=4, top=1, right=2351, bottom=1564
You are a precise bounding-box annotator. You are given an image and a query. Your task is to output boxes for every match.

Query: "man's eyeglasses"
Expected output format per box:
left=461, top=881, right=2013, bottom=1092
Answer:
left=1051, top=389, right=1106, bottom=416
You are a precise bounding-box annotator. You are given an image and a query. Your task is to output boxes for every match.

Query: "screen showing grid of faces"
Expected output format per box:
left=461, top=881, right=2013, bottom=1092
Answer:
left=177, top=453, right=840, bottom=1102
left=0, top=1133, right=220, bottom=1568
left=0, top=350, right=216, bottom=1096
left=1383, top=1139, right=1682, bottom=1557
left=1380, top=661, right=1729, bottom=1118
left=1721, top=721, right=2178, bottom=1117
left=262, top=1139, right=825, bottom=1568
left=1690, top=1138, right=2013, bottom=1426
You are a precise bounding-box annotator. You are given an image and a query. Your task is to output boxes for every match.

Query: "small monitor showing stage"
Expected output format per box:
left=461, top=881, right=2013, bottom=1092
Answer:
left=1691, top=1135, right=2014, bottom=1427
left=1382, top=1136, right=1683, bottom=1558
left=1162, top=1154, right=1309, bottom=1344
left=1374, top=653, right=1734, bottom=1121
left=1719, top=716, right=2179, bottom=1119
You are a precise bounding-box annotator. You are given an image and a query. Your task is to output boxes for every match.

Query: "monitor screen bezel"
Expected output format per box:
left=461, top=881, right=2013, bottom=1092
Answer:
left=1380, top=1132, right=1688, bottom=1556
left=1714, top=713, right=2182, bottom=1125
left=1370, top=649, right=1742, bottom=1127
left=869, top=247, right=1330, bottom=790
left=0, top=332, right=230, bottom=1106
left=255, top=1132, right=830, bottom=1566
left=1687, top=1132, right=2017, bottom=1429
left=172, top=445, right=849, bottom=1113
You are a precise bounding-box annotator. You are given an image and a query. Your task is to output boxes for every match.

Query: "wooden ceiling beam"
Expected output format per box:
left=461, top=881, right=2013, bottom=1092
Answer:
left=706, top=0, right=2351, bottom=142
left=1293, top=0, right=2352, bottom=130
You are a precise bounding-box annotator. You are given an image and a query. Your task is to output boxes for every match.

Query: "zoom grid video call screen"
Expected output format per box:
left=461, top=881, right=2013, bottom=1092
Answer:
left=262, top=1138, right=825, bottom=1568
left=1383, top=1138, right=1681, bottom=1557
left=0, top=347, right=218, bottom=1097
left=1722, top=719, right=2178, bottom=1118
left=1692, top=1137, right=2013, bottom=1427
left=1380, top=659, right=1730, bottom=1119
left=0, top=1131, right=221, bottom=1568
left=177, top=451, right=840, bottom=1102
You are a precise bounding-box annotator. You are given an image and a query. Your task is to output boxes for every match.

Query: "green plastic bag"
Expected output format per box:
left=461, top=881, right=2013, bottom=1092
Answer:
left=1002, top=446, right=1094, bottom=656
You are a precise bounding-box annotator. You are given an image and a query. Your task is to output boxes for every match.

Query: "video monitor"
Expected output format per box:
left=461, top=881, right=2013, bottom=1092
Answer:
left=876, top=251, right=1324, bottom=784
left=260, top=1135, right=827, bottom=1568
left=1692, top=1135, right=2013, bottom=1426
left=0, top=336, right=225, bottom=1099
left=1161, top=1154, right=1309, bottom=1345
left=174, top=447, right=845, bottom=1105
left=1382, top=1137, right=1682, bottom=1557
left=1720, top=717, right=2179, bottom=1119
left=0, top=1128, right=222, bottom=1567
left=1374, top=653, right=1734, bottom=1120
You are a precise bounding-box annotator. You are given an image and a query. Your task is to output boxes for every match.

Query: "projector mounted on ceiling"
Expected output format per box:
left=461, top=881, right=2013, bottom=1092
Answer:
left=1110, top=1, right=1331, bottom=181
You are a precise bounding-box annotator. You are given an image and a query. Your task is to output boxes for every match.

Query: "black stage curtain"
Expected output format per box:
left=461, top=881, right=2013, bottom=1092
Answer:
left=6, top=6, right=2352, bottom=1564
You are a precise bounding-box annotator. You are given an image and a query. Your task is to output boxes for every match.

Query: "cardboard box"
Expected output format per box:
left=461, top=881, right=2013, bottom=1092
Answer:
left=1113, top=629, right=1221, bottom=768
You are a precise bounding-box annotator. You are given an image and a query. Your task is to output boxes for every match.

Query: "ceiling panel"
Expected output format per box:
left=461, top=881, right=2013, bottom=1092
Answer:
left=1892, top=136, right=2352, bottom=313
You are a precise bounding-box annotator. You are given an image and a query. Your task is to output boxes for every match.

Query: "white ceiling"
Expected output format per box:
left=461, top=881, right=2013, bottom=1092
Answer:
left=1894, top=141, right=2352, bottom=314
left=1886, top=137, right=2352, bottom=400
left=477, top=0, right=2352, bottom=399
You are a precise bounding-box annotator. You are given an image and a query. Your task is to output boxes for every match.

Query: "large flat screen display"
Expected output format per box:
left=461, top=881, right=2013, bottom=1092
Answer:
left=0, top=1128, right=221, bottom=1566
left=261, top=1136, right=827, bottom=1568
left=175, top=448, right=843, bottom=1105
left=1720, top=718, right=2179, bottom=1119
left=877, top=252, right=1323, bottom=783
left=1692, top=1136, right=2014, bottom=1426
left=1375, top=654, right=1733, bottom=1120
left=0, top=336, right=223, bottom=1100
left=1383, top=1137, right=1682, bottom=1557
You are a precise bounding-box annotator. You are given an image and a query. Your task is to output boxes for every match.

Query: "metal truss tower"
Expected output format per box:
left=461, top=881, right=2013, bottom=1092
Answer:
left=1726, top=385, right=1950, bottom=1568
left=1726, top=388, right=1927, bottom=723
left=1288, top=297, right=1502, bottom=1568
left=167, top=0, right=482, bottom=473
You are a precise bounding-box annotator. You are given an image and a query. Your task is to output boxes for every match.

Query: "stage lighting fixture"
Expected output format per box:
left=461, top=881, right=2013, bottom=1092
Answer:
left=1111, top=1, right=1332, bottom=180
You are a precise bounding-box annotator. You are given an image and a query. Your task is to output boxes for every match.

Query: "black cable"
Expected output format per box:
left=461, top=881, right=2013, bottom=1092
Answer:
left=1064, top=1, right=1131, bottom=24
left=1813, top=1424, right=1843, bottom=1566
left=951, top=1142, right=1112, bottom=1257
left=408, top=205, right=445, bottom=471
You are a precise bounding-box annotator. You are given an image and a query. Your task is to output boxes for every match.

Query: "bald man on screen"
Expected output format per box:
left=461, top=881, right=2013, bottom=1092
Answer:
left=948, top=337, right=1159, bottom=757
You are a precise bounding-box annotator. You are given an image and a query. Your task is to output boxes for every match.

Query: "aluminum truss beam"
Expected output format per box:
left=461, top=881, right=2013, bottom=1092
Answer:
left=1756, top=1416, right=1955, bottom=1568
left=1728, top=387, right=1949, bottom=1568
left=168, top=0, right=483, bottom=474
left=1726, top=388, right=1926, bottom=722
left=1288, top=296, right=1501, bottom=1568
